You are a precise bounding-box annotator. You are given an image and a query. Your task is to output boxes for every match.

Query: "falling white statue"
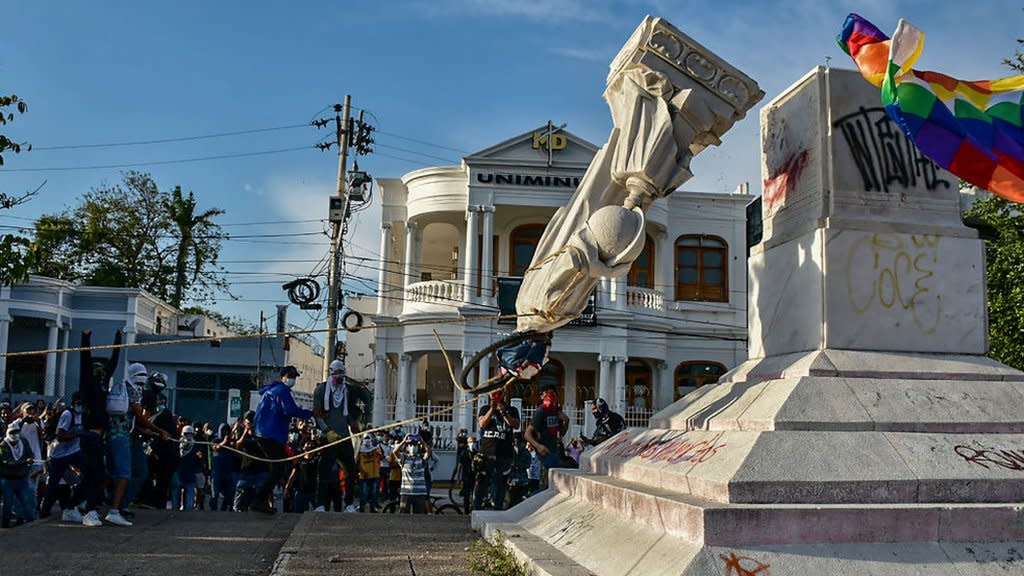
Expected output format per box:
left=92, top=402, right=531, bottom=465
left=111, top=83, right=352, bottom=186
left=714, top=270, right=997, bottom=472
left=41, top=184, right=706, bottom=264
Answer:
left=459, top=16, right=764, bottom=393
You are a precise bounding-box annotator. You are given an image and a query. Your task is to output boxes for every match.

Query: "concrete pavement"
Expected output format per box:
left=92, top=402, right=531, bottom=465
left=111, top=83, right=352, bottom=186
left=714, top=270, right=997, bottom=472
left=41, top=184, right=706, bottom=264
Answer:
left=2, top=509, right=478, bottom=576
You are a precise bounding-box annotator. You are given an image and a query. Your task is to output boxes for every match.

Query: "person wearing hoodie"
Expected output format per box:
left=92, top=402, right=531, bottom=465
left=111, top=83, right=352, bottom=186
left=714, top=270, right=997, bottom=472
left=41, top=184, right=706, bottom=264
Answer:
left=252, top=366, right=312, bottom=514
left=311, top=359, right=371, bottom=513
left=0, top=421, right=35, bottom=528
left=174, top=425, right=204, bottom=511
left=78, top=329, right=120, bottom=528
left=106, top=362, right=171, bottom=526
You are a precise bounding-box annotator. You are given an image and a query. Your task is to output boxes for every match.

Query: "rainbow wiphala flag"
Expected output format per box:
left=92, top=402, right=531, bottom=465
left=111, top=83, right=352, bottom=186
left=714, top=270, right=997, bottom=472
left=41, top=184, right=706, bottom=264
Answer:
left=838, top=13, right=1024, bottom=202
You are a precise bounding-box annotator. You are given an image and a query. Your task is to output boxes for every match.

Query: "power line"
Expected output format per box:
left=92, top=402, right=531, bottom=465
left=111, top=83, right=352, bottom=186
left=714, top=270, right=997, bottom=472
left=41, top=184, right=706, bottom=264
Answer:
left=31, top=123, right=311, bottom=151
left=1, top=145, right=313, bottom=172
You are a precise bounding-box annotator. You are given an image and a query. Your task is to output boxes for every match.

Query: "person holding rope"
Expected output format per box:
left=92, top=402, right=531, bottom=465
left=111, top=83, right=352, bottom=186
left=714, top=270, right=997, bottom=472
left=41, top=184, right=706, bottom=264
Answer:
left=312, top=359, right=371, bottom=513
left=252, top=366, right=311, bottom=514
left=78, top=329, right=120, bottom=527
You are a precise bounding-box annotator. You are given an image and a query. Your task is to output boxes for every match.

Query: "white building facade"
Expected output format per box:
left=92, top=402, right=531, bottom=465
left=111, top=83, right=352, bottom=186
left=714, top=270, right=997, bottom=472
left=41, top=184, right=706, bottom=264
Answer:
left=355, top=127, right=750, bottom=439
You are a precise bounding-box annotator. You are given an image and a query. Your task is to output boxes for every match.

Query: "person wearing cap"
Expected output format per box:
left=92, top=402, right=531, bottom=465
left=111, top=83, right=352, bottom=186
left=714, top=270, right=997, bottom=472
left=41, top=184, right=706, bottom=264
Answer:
left=0, top=421, right=36, bottom=528
left=582, top=398, right=625, bottom=447
left=311, top=358, right=372, bottom=513
left=252, top=366, right=312, bottom=513
left=174, top=425, right=204, bottom=511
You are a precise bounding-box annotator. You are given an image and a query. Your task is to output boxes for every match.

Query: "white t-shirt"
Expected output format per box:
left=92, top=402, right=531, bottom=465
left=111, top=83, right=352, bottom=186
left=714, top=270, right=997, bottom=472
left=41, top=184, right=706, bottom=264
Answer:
left=20, top=419, right=43, bottom=462
left=49, top=410, right=81, bottom=460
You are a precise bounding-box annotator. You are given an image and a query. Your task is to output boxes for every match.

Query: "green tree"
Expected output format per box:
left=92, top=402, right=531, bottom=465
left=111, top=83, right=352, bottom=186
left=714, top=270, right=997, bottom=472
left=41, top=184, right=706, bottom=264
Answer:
left=166, top=185, right=227, bottom=308
left=966, top=196, right=1024, bottom=370
left=31, top=171, right=230, bottom=307
left=0, top=92, right=37, bottom=286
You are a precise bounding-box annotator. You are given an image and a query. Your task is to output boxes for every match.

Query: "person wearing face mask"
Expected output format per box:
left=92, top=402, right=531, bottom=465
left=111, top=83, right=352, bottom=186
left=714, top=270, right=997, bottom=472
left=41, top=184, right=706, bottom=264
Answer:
left=146, top=393, right=179, bottom=510
left=40, top=393, right=86, bottom=522
left=0, top=421, right=36, bottom=528
left=456, top=434, right=480, bottom=514
left=252, top=366, right=312, bottom=514
left=389, top=433, right=431, bottom=514
left=475, top=389, right=521, bottom=511
left=525, top=383, right=569, bottom=481
left=174, top=425, right=204, bottom=511
left=582, top=398, right=625, bottom=447
left=311, top=359, right=372, bottom=513
left=210, top=423, right=236, bottom=511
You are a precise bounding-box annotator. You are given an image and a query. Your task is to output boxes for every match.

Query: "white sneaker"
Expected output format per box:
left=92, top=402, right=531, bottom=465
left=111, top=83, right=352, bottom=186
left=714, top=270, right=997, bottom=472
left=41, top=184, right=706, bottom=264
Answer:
left=313, top=506, right=326, bottom=512
left=61, top=508, right=83, bottom=523
left=344, top=504, right=358, bottom=513
left=105, top=509, right=133, bottom=527
left=82, top=510, right=103, bottom=527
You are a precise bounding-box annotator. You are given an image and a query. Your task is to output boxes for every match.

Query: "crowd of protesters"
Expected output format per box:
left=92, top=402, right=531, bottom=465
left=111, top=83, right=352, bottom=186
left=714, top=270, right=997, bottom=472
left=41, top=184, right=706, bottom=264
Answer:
left=0, top=329, right=627, bottom=528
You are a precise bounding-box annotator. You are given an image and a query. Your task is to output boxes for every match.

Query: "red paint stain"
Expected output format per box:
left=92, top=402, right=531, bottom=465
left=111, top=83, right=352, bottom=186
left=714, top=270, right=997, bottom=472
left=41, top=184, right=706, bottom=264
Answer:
left=763, top=149, right=809, bottom=217
left=599, top=430, right=727, bottom=464
left=720, top=552, right=770, bottom=576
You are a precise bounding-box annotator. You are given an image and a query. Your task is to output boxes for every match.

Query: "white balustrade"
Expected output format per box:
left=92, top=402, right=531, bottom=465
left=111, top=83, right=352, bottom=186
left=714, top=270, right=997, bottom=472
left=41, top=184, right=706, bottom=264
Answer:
left=404, top=280, right=466, bottom=305
left=625, top=286, right=665, bottom=311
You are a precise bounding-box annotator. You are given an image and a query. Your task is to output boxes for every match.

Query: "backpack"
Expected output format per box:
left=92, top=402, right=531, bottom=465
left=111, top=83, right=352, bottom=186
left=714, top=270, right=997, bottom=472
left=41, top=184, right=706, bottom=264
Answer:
left=106, top=378, right=130, bottom=416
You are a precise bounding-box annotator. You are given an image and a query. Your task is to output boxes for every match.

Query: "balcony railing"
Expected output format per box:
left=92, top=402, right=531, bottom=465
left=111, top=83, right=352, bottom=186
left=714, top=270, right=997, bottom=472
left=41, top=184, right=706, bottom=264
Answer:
left=404, top=280, right=466, bottom=309
left=626, top=286, right=665, bottom=311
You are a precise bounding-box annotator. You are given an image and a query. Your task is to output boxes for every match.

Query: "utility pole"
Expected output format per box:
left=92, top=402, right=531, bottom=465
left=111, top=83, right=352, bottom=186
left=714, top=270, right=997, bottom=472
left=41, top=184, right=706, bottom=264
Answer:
left=256, top=310, right=265, bottom=384
left=323, top=95, right=352, bottom=381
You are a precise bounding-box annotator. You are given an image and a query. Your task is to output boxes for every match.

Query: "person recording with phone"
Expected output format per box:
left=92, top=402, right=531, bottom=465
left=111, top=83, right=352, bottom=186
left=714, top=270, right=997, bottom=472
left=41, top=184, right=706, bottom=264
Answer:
left=389, top=433, right=431, bottom=514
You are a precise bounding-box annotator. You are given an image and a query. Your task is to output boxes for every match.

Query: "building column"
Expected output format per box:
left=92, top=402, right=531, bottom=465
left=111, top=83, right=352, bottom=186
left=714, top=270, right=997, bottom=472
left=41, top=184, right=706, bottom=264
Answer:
left=58, top=324, right=71, bottom=396
left=122, top=328, right=137, bottom=382
left=475, top=353, right=490, bottom=433
left=613, top=356, right=627, bottom=413
left=480, top=205, right=495, bottom=303
left=463, top=206, right=480, bottom=304
left=611, top=277, right=627, bottom=310
left=44, top=320, right=59, bottom=396
left=0, top=315, right=10, bottom=394
left=598, top=354, right=612, bottom=404
left=655, top=229, right=671, bottom=300
left=458, top=351, right=475, bottom=434
left=397, top=354, right=414, bottom=421
left=652, top=360, right=672, bottom=411
left=403, top=222, right=418, bottom=291
left=373, top=353, right=387, bottom=425
left=377, top=223, right=393, bottom=315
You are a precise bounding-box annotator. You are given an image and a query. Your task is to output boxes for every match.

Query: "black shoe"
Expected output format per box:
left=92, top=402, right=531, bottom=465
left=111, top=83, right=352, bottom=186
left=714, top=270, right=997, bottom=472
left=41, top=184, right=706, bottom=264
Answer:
left=250, top=502, right=276, bottom=515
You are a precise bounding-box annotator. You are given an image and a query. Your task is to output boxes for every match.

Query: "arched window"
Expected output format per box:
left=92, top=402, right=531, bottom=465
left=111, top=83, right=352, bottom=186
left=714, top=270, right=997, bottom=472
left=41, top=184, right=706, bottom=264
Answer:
left=675, top=235, right=728, bottom=302
left=627, top=234, right=655, bottom=289
left=625, top=359, right=652, bottom=410
left=674, top=361, right=727, bottom=400
left=509, top=224, right=546, bottom=277
left=511, top=358, right=565, bottom=407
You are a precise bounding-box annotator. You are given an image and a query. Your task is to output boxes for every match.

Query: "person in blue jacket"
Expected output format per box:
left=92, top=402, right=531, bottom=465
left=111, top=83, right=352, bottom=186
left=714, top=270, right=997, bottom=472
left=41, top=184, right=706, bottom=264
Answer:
left=252, top=366, right=311, bottom=513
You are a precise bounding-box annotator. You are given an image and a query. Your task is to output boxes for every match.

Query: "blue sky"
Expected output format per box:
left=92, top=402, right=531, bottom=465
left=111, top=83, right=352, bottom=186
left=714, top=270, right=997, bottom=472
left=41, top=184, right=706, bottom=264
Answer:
left=0, top=0, right=1020, bottom=336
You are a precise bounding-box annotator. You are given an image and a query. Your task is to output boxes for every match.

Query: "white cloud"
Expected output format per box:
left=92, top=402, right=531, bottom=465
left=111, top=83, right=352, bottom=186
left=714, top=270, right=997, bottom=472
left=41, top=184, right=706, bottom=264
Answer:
left=550, top=45, right=614, bottom=62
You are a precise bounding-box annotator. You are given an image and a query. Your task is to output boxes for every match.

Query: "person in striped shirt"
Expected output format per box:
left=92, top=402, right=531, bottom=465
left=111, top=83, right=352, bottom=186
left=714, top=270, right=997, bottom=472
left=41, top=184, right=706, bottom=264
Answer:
left=389, top=433, right=431, bottom=514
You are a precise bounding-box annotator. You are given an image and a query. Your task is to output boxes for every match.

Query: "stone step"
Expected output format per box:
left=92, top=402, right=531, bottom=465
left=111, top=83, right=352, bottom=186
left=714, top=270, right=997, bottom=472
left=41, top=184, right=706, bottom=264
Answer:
left=583, top=427, right=1024, bottom=505
left=550, top=468, right=1024, bottom=546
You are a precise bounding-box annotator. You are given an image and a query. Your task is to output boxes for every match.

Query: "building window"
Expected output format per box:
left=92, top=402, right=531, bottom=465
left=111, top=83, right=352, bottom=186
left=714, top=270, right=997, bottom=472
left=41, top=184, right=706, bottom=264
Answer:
left=675, top=235, right=728, bottom=302
left=625, top=359, right=652, bottom=410
left=509, top=224, right=546, bottom=277
left=674, top=361, right=727, bottom=400
left=575, top=369, right=596, bottom=409
left=627, top=235, right=655, bottom=289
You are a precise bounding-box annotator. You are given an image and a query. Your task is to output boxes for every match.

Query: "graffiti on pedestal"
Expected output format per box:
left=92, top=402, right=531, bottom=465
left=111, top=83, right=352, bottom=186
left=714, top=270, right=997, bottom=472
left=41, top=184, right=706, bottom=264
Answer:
left=832, top=106, right=953, bottom=194
left=720, top=552, right=771, bottom=576
left=599, top=429, right=727, bottom=464
left=955, top=443, right=1024, bottom=471
left=845, top=232, right=943, bottom=335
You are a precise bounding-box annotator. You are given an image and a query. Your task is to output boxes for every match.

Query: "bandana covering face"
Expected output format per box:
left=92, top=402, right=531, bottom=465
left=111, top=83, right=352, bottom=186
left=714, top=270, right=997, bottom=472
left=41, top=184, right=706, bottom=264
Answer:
left=325, top=375, right=349, bottom=416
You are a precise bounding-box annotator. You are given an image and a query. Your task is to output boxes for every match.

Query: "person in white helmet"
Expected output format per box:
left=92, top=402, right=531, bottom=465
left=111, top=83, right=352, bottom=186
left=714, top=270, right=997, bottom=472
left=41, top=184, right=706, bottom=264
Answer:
left=311, top=358, right=373, bottom=512
left=0, top=421, right=35, bottom=527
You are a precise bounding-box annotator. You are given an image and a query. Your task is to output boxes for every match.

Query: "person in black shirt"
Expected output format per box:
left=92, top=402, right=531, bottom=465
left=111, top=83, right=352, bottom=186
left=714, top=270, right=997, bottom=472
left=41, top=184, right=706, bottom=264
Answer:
left=525, top=383, right=569, bottom=474
left=582, top=398, right=625, bottom=446
left=78, top=329, right=120, bottom=527
left=474, top=388, right=520, bottom=510
left=147, top=393, right=179, bottom=509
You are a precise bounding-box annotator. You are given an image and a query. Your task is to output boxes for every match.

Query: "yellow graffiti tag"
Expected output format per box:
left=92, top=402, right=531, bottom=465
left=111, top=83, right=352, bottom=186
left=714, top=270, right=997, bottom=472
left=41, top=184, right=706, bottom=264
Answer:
left=845, top=233, right=942, bottom=335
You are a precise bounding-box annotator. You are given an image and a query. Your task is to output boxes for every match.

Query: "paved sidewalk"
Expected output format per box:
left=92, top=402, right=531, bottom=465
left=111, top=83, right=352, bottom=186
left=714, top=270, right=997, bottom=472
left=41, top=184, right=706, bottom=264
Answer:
left=2, top=510, right=298, bottom=576
left=277, top=513, right=477, bottom=576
